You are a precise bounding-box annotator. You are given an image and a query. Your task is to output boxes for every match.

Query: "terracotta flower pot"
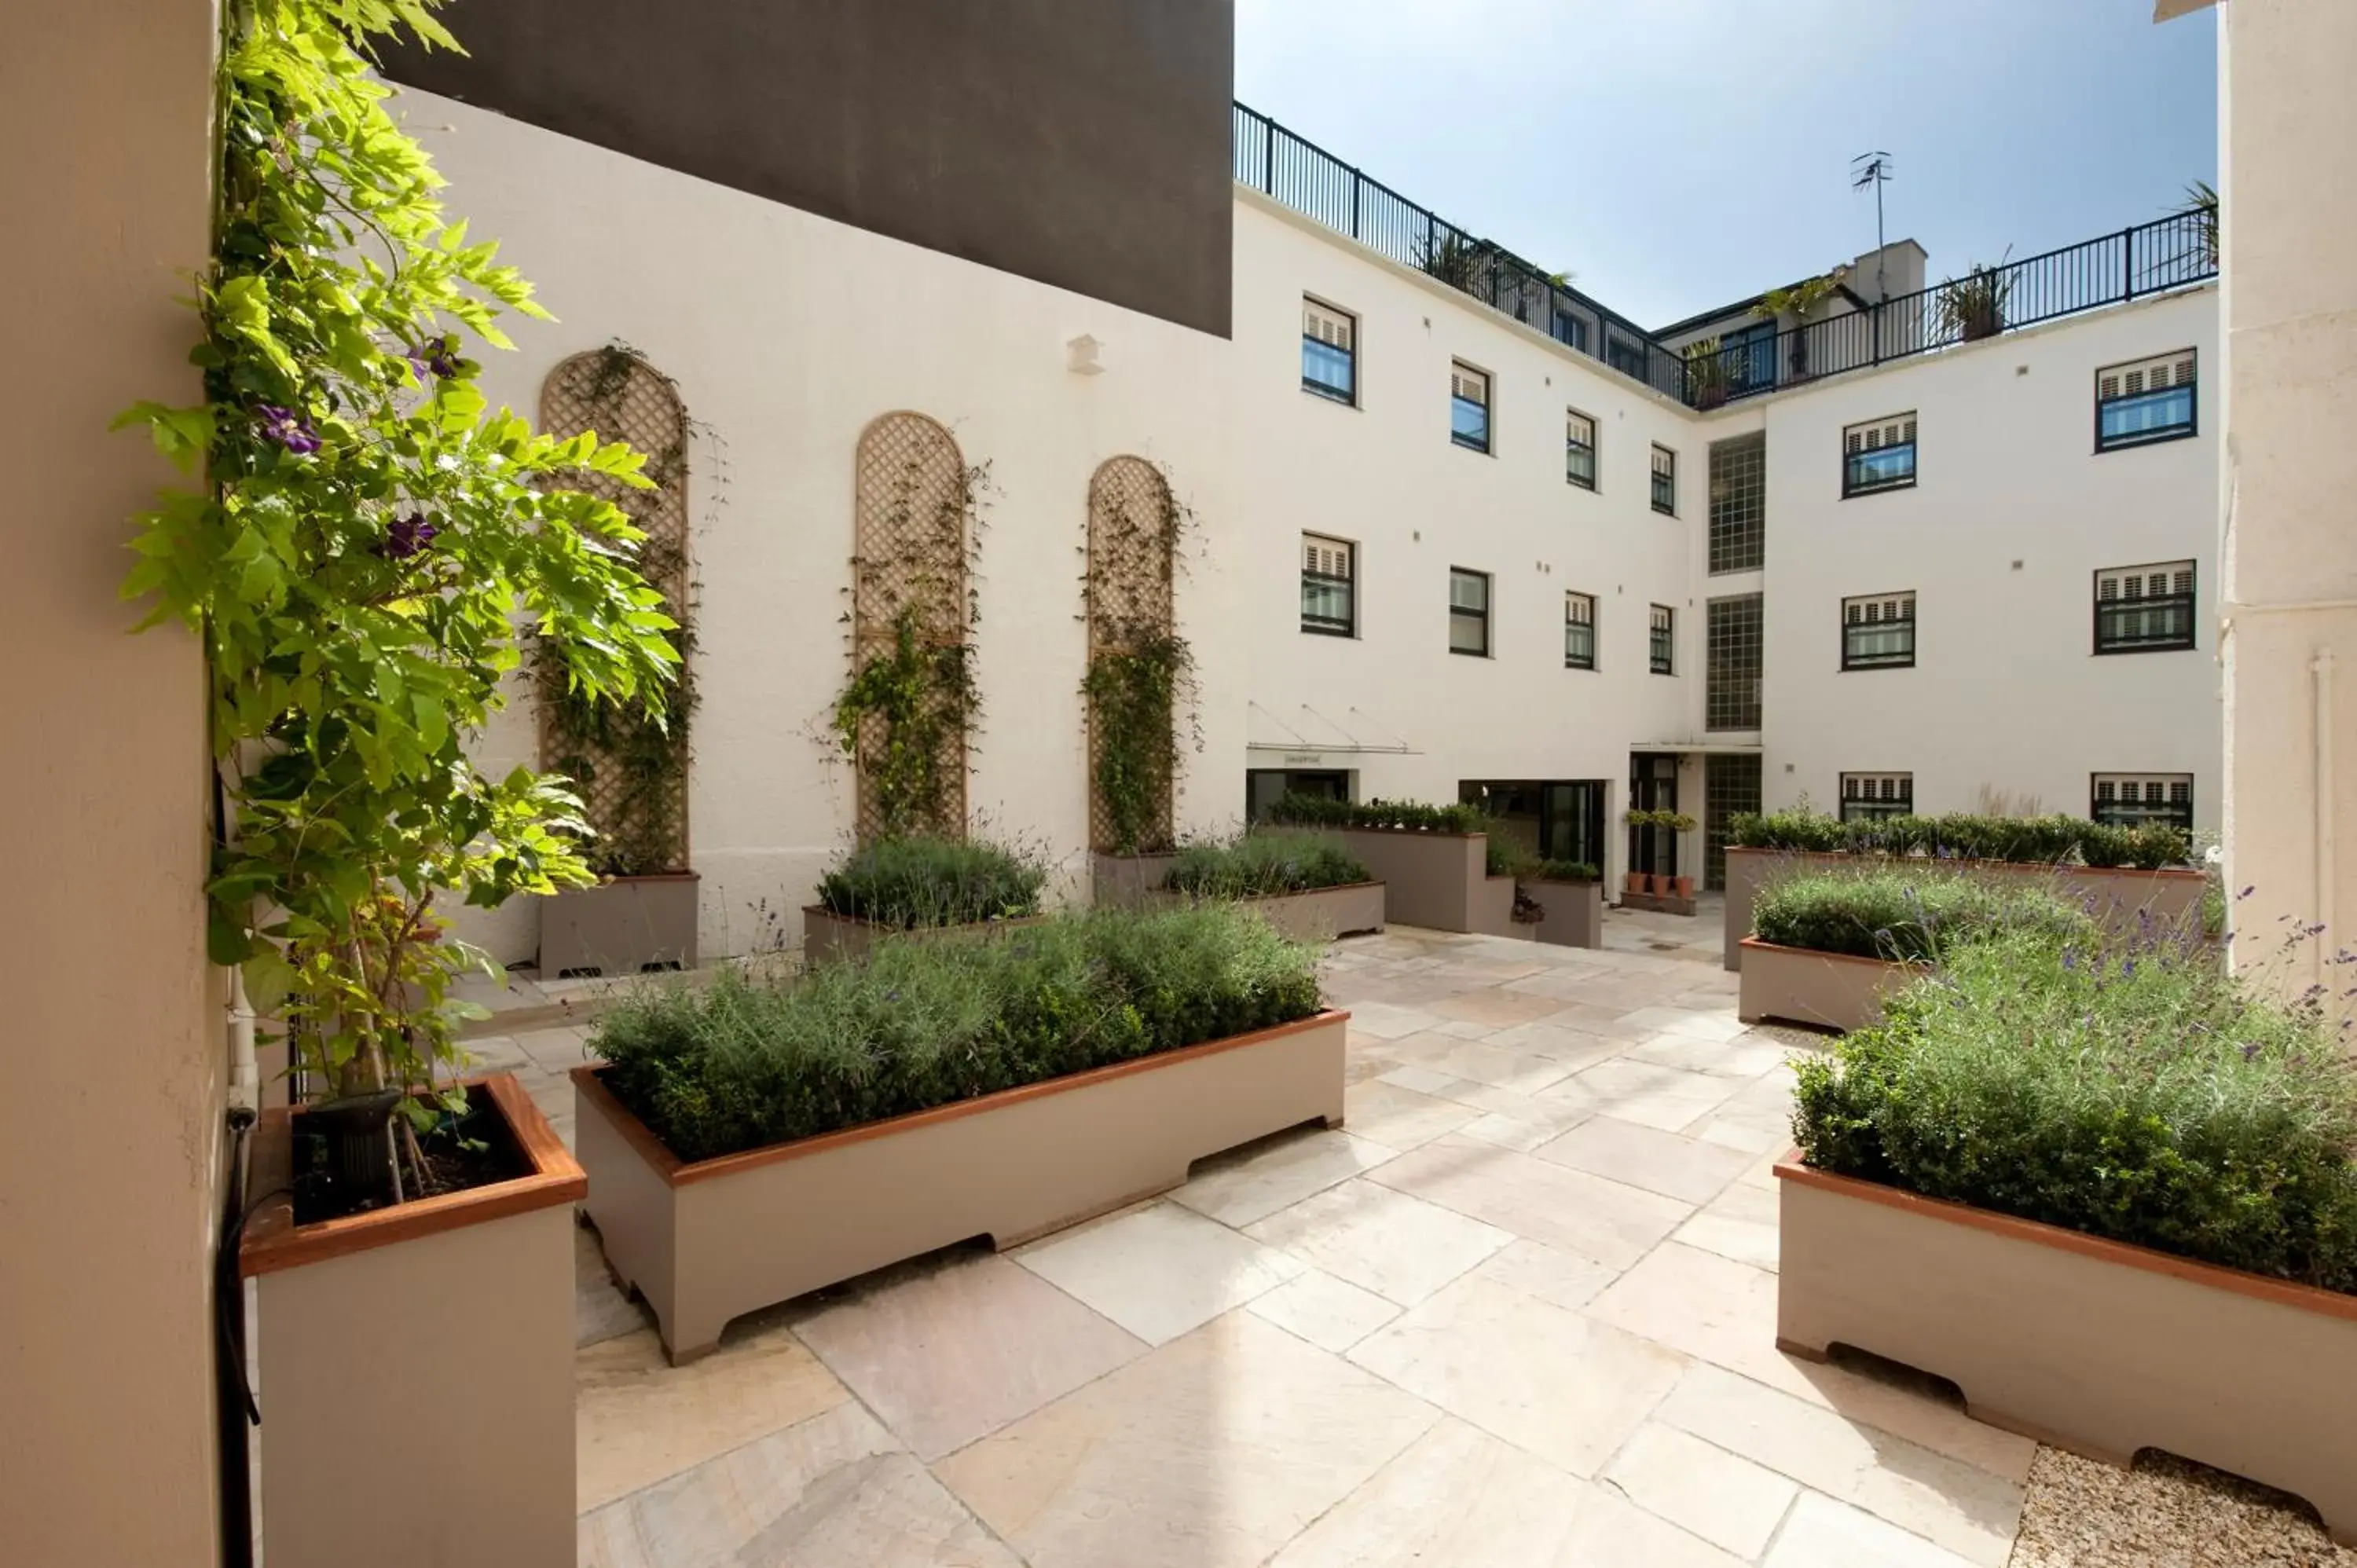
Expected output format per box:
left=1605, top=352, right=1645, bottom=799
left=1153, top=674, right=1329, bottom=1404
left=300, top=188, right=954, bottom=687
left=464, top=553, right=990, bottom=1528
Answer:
left=1625, top=872, right=1646, bottom=895
left=1673, top=875, right=1695, bottom=899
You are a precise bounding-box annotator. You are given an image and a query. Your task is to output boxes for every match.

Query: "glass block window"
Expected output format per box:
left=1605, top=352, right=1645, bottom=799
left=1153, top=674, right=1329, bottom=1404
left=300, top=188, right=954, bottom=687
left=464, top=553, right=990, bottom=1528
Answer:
left=1843, top=412, right=1919, bottom=496
left=1450, top=567, right=1490, bottom=656
left=1703, top=753, right=1763, bottom=891
left=1708, top=433, right=1765, bottom=573
left=1301, top=298, right=1356, bottom=405
left=2095, top=560, right=2196, bottom=654
left=2097, top=350, right=2197, bottom=452
left=1301, top=533, right=1355, bottom=636
left=1840, top=771, right=1913, bottom=822
left=1842, top=591, right=1916, bottom=670
left=1564, top=592, right=1596, bottom=670
left=1706, top=593, right=1765, bottom=729
left=1450, top=363, right=1491, bottom=453
left=1651, top=445, right=1677, bottom=515
left=1565, top=409, right=1597, bottom=491
left=2092, top=772, right=2193, bottom=830
left=1649, top=603, right=1675, bottom=675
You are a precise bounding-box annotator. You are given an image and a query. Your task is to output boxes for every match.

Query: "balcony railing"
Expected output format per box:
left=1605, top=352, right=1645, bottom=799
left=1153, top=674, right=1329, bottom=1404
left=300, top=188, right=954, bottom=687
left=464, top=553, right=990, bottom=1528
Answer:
left=1233, top=101, right=2219, bottom=410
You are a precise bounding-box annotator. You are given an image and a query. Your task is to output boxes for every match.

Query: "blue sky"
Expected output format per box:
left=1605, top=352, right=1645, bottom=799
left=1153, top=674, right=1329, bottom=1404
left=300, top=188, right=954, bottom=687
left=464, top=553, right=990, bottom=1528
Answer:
left=1235, top=0, right=2217, bottom=330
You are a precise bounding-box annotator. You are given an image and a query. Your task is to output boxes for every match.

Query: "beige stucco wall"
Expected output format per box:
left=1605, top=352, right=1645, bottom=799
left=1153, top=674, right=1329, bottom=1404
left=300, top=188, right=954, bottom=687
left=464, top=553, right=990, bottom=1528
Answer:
left=2217, top=0, right=2357, bottom=991
left=0, top=2, right=225, bottom=1563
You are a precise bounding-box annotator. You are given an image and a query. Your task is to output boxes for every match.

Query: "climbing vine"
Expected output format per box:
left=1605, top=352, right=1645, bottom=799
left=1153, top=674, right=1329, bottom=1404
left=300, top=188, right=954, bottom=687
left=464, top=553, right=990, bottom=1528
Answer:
left=1083, top=460, right=1197, bottom=855
left=833, top=604, right=981, bottom=838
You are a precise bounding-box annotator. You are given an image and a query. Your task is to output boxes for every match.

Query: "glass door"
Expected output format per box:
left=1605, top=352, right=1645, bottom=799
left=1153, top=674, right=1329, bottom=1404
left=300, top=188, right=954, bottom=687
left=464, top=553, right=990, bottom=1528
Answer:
left=1628, top=753, right=1680, bottom=879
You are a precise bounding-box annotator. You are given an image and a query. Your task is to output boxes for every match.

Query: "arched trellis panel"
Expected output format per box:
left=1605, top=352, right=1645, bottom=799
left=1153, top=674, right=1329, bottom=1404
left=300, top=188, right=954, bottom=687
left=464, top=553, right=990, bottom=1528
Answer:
left=537, top=347, right=695, bottom=875
left=1085, top=456, right=1180, bottom=854
left=849, top=411, right=973, bottom=842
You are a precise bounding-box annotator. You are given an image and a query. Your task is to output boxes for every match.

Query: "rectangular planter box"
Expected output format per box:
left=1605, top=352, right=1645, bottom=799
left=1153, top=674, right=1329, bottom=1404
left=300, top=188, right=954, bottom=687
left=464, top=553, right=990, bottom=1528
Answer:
left=1091, top=852, right=1180, bottom=910
left=801, top=904, right=1047, bottom=966
left=574, top=1009, right=1351, bottom=1362
left=541, top=871, right=699, bottom=979
left=1526, top=878, right=1604, bottom=948
left=1466, top=872, right=1529, bottom=940
left=1736, top=937, right=1921, bottom=1031
left=1303, top=827, right=1492, bottom=933
left=1237, top=881, right=1386, bottom=942
left=1776, top=1156, right=2357, bottom=1544
left=1724, top=845, right=2208, bottom=973
left=241, top=1075, right=583, bottom=1568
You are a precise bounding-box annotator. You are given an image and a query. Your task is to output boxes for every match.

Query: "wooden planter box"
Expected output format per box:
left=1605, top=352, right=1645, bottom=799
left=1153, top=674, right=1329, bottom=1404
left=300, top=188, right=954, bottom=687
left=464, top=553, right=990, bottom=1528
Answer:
left=541, top=870, right=700, bottom=978
left=574, top=1009, right=1351, bottom=1362
left=1777, top=1156, right=2357, bottom=1544
left=801, top=904, right=1047, bottom=966
left=1736, top=937, right=1921, bottom=1031
left=1723, top=846, right=2208, bottom=973
left=1299, top=827, right=1493, bottom=933
left=1525, top=877, right=1604, bottom=948
left=1091, top=852, right=1180, bottom=910
left=241, top=1075, right=583, bottom=1568
left=1468, top=873, right=1529, bottom=940
left=1236, top=881, right=1386, bottom=942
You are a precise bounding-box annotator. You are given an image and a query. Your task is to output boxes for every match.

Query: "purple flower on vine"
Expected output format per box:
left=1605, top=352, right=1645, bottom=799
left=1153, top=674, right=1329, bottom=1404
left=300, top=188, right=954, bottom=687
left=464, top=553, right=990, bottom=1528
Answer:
left=373, top=512, right=440, bottom=560
left=255, top=405, right=319, bottom=454
left=406, top=337, right=462, bottom=383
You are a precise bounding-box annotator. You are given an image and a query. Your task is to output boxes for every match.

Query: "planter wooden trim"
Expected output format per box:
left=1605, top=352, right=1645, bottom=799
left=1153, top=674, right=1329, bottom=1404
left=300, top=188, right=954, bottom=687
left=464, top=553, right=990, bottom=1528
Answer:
left=1736, top=936, right=1922, bottom=1032
left=801, top=903, right=1047, bottom=965
left=575, top=1009, right=1350, bottom=1361
left=240, top=1074, right=586, bottom=1277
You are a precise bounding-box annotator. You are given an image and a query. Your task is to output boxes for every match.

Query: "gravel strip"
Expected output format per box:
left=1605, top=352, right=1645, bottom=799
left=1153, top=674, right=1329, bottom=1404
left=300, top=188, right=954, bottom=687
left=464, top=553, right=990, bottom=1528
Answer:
left=2009, top=1447, right=2356, bottom=1567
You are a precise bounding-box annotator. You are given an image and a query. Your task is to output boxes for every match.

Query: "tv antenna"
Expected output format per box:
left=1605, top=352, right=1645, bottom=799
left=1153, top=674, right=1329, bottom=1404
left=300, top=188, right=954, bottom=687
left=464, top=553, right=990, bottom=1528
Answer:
left=1851, top=150, right=1895, bottom=299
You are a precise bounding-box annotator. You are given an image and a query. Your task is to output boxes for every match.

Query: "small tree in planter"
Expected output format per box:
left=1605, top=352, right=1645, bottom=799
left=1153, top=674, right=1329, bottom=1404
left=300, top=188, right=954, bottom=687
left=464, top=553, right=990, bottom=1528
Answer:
left=1683, top=337, right=1731, bottom=410
left=1754, top=273, right=1837, bottom=381
left=1937, top=252, right=2014, bottom=343
left=1658, top=811, right=1700, bottom=897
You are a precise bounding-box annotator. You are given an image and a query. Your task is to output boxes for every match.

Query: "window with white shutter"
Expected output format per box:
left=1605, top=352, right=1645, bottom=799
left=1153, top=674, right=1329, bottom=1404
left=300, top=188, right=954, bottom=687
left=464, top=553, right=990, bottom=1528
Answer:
left=1450, top=363, right=1491, bottom=453
left=1649, top=603, right=1675, bottom=673
left=1842, top=412, right=1919, bottom=496
left=2091, top=771, right=2193, bottom=830
left=1839, top=771, right=1914, bottom=822
left=1450, top=567, right=1491, bottom=655
left=1300, top=533, right=1356, bottom=637
left=1565, top=408, right=1596, bottom=490
left=1564, top=591, right=1596, bottom=670
left=1301, top=298, right=1358, bottom=405
left=1650, top=445, right=1677, bottom=515
left=2095, top=560, right=2196, bottom=653
left=2096, top=349, right=2197, bottom=451
left=1842, top=590, right=1917, bottom=669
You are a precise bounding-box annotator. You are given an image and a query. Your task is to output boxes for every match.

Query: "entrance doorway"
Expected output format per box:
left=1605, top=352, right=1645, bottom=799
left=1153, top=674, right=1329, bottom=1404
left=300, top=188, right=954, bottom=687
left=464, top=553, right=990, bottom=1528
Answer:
left=1628, top=752, right=1680, bottom=881
left=1457, top=779, right=1607, bottom=869
left=1247, top=768, right=1349, bottom=823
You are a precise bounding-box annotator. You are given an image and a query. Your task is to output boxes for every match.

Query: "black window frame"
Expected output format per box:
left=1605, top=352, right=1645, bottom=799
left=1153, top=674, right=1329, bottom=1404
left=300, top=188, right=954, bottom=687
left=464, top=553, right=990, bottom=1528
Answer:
left=1706, top=593, right=1765, bottom=730
left=1450, top=361, right=1491, bottom=454
left=2093, top=560, right=2197, bottom=655
left=2095, top=349, right=2198, bottom=454
left=1563, top=591, right=1596, bottom=671
left=1565, top=408, right=1597, bottom=492
left=1449, top=566, right=1491, bottom=658
left=1300, top=296, right=1358, bottom=407
left=1651, top=445, right=1677, bottom=515
left=1300, top=533, right=1357, bottom=638
left=1648, top=603, right=1675, bottom=675
left=2090, top=772, right=2194, bottom=832
left=1842, top=412, right=1919, bottom=499
left=1840, top=591, right=1917, bottom=672
left=1839, top=771, right=1914, bottom=822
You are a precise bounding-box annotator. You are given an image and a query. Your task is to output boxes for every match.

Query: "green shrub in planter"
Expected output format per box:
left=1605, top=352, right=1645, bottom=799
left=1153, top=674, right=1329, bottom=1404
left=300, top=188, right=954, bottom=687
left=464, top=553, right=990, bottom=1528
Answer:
left=2078, top=821, right=2196, bottom=871
left=1752, top=871, right=2096, bottom=962
left=596, top=905, right=1325, bottom=1161
left=816, top=836, right=1048, bottom=931
left=1729, top=807, right=1849, bottom=853
left=1527, top=859, right=1600, bottom=882
left=1732, top=804, right=2193, bottom=869
left=1794, top=928, right=2357, bottom=1292
left=1266, top=796, right=1485, bottom=833
left=1164, top=833, right=1369, bottom=899
left=1483, top=826, right=1539, bottom=878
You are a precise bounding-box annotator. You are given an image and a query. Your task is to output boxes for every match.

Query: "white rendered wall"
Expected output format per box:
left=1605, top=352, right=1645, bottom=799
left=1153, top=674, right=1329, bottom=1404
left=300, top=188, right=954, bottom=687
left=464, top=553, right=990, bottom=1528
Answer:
left=401, top=90, right=1240, bottom=964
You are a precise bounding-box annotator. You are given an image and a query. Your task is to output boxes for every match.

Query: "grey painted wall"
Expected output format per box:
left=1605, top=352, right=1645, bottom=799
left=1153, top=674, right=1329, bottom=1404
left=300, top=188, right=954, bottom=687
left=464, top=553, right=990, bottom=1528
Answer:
left=385, top=1, right=1234, bottom=337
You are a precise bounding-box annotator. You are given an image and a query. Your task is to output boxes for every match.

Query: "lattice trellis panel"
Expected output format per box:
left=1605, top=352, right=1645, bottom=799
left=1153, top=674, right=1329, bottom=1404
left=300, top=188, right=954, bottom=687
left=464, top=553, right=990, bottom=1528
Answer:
left=1086, top=456, right=1178, bottom=853
left=536, top=349, right=693, bottom=874
left=852, top=412, right=970, bottom=842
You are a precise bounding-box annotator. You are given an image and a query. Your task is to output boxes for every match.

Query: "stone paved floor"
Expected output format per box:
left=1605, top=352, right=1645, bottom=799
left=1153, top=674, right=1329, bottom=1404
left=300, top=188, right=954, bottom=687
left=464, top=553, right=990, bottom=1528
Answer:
left=480, top=905, right=2046, bottom=1567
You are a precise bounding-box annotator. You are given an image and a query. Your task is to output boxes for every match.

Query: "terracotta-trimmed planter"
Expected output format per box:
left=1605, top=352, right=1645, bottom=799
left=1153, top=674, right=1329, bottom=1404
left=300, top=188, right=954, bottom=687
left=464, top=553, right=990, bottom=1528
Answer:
left=1293, top=827, right=1494, bottom=933
left=1736, top=937, right=1921, bottom=1031
left=241, top=1075, right=583, bottom=1568
left=1091, top=851, right=1180, bottom=910
left=574, top=1009, right=1351, bottom=1362
left=541, top=870, right=699, bottom=978
left=1723, top=845, right=2208, bottom=973
left=1525, top=877, right=1604, bottom=949
left=1234, top=881, right=1386, bottom=942
left=1777, top=1155, right=2357, bottom=1544
left=801, top=904, right=1048, bottom=966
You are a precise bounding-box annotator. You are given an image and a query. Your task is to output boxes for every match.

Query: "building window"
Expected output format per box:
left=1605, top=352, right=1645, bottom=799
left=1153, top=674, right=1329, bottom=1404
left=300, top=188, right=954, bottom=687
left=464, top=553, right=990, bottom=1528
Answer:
left=2095, top=560, right=2196, bottom=654
left=1649, top=603, right=1675, bottom=674
left=1552, top=311, right=1590, bottom=354
left=1651, top=445, right=1677, bottom=515
left=2092, top=772, right=2193, bottom=831
left=1301, top=298, right=1356, bottom=405
left=1842, top=591, right=1917, bottom=670
left=1450, top=567, right=1490, bottom=656
left=1843, top=412, right=1918, bottom=497
left=1708, top=433, right=1765, bottom=573
left=1840, top=771, right=1913, bottom=822
left=1706, top=594, right=1764, bottom=729
left=1703, top=753, right=1763, bottom=891
left=1565, top=409, right=1596, bottom=491
left=1450, top=363, right=1491, bottom=453
left=1564, top=592, right=1596, bottom=670
left=2097, top=350, right=2197, bottom=452
left=1300, top=533, right=1355, bottom=637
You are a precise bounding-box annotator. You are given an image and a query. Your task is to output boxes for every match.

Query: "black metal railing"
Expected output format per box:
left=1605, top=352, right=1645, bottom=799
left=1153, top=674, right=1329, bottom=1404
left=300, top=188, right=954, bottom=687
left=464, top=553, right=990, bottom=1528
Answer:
left=1233, top=102, right=2218, bottom=410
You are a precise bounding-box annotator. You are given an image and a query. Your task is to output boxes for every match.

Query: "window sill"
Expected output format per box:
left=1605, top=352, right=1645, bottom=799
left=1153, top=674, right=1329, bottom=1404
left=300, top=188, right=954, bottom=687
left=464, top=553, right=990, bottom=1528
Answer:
left=1841, top=478, right=1918, bottom=500
left=1449, top=647, right=1491, bottom=658
left=1839, top=658, right=1917, bottom=672
left=1300, top=624, right=1357, bottom=639
left=1301, top=383, right=1358, bottom=408
left=2092, top=640, right=2198, bottom=657
left=2095, top=426, right=2199, bottom=455
left=1451, top=438, right=1492, bottom=456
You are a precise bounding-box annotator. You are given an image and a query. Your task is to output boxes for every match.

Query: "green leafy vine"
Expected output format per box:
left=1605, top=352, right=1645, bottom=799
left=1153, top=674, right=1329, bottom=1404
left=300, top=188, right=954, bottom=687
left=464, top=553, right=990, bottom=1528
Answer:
left=1083, top=465, right=1197, bottom=855
left=834, top=603, right=980, bottom=839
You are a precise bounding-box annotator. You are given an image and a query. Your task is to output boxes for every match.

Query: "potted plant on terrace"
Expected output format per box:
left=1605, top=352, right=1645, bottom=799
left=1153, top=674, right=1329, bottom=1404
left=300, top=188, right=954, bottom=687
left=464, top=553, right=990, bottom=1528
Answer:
left=1938, top=252, right=2014, bottom=342
left=803, top=834, right=1049, bottom=965
left=1658, top=811, right=1699, bottom=898
left=1623, top=809, right=1658, bottom=896
left=1684, top=337, right=1731, bottom=410
left=114, top=2, right=680, bottom=1563
left=575, top=905, right=1342, bottom=1361
left=1163, top=831, right=1384, bottom=941
left=1754, top=273, right=1838, bottom=381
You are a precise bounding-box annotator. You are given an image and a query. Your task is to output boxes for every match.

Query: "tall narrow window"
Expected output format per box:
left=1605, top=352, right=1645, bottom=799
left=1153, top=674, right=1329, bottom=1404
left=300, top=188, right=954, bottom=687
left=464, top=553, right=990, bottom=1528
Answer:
left=2096, top=350, right=2196, bottom=451
left=1450, top=363, right=1491, bottom=453
left=1565, top=409, right=1597, bottom=490
left=1564, top=592, right=1596, bottom=670
left=1302, top=298, right=1356, bottom=405
left=1840, top=772, right=1913, bottom=822
left=2092, top=772, right=2193, bottom=830
left=2095, top=561, right=2196, bottom=654
left=1651, top=445, right=1677, bottom=515
left=1842, top=412, right=1918, bottom=496
left=1842, top=591, right=1917, bottom=670
left=1708, top=433, right=1765, bottom=573
left=1649, top=604, right=1675, bottom=674
left=1450, top=568, right=1491, bottom=656
left=1301, top=533, right=1356, bottom=636
left=1706, top=594, right=1764, bottom=729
